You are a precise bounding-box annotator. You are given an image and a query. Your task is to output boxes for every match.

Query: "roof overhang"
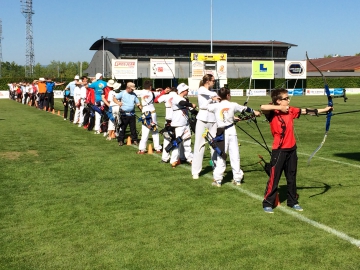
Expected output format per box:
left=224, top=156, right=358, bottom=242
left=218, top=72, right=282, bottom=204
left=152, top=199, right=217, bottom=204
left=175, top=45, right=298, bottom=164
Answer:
left=89, top=38, right=297, bottom=50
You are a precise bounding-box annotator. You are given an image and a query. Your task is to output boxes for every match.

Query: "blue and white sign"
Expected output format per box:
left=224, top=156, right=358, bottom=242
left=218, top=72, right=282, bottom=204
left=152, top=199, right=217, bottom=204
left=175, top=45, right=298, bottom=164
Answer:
left=285, top=61, right=307, bottom=79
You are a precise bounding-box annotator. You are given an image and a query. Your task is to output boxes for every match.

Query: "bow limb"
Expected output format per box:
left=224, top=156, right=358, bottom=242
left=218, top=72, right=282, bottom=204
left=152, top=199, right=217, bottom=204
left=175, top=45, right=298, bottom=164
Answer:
left=306, top=52, right=333, bottom=164
left=163, top=59, right=177, bottom=86
left=244, top=75, right=252, bottom=106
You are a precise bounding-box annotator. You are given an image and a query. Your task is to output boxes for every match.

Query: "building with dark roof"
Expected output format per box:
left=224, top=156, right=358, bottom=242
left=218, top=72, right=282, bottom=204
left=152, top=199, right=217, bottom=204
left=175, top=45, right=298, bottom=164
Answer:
left=84, top=38, right=297, bottom=80
left=307, top=56, right=360, bottom=77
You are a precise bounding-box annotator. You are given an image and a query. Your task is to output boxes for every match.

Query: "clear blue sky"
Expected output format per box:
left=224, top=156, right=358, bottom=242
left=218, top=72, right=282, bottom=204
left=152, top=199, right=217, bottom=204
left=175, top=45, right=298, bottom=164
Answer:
left=1, top=0, right=359, bottom=65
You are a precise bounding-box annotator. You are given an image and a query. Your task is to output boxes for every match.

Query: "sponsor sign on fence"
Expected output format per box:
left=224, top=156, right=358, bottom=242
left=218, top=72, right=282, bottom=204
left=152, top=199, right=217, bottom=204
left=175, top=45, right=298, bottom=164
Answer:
left=230, top=89, right=244, bottom=96
left=246, top=89, right=267, bottom=96
left=0, top=91, right=9, bottom=99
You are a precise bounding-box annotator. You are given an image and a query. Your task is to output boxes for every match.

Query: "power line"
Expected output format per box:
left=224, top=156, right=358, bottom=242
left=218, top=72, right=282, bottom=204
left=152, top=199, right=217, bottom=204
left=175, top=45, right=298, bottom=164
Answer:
left=20, top=0, right=35, bottom=77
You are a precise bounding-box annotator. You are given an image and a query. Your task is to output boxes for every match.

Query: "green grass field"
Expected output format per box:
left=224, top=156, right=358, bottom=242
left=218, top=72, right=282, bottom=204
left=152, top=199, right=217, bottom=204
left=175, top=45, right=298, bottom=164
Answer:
left=1, top=95, right=360, bottom=270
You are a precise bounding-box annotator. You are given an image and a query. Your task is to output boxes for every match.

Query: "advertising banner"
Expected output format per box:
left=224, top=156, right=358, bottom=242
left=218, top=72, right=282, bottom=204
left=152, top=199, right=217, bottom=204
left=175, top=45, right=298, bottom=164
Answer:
left=343, top=88, right=360, bottom=94
left=246, top=89, right=267, bottom=96
left=306, top=89, right=325, bottom=95
left=230, top=89, right=244, bottom=96
left=217, top=61, right=227, bottom=79
left=329, top=88, right=344, bottom=96
left=191, top=61, right=204, bottom=78
left=252, top=61, right=274, bottom=79
left=288, top=88, right=303, bottom=96
left=191, top=53, right=227, bottom=61
left=150, top=59, right=175, bottom=79
left=54, top=90, right=63, bottom=98
left=0, top=91, right=9, bottom=99
left=112, top=59, right=138, bottom=80
left=285, top=61, right=307, bottom=79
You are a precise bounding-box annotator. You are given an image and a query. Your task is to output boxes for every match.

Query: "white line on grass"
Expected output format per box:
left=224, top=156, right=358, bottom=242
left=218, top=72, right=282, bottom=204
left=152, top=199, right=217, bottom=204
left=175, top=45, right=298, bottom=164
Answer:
left=136, top=144, right=360, bottom=249
left=137, top=119, right=360, bottom=247
left=231, top=185, right=360, bottom=248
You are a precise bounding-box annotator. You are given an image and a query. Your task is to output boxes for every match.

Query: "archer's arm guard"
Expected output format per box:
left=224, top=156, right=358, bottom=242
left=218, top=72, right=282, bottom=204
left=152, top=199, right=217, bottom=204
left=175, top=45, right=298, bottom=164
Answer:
left=305, top=108, right=319, bottom=116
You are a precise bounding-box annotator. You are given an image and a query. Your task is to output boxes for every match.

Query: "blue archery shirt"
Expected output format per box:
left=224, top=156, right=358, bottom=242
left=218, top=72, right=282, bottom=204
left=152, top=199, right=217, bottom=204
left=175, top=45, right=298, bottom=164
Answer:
left=65, top=81, right=76, bottom=96
left=115, top=91, right=139, bottom=113
left=46, top=82, right=55, bottom=93
left=88, top=80, right=107, bottom=103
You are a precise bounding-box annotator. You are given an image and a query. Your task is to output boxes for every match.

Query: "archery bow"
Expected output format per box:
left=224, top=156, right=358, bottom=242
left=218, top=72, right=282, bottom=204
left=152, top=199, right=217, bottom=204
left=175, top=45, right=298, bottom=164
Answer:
left=163, top=59, right=177, bottom=87
left=244, top=75, right=252, bottom=106
left=306, top=52, right=333, bottom=164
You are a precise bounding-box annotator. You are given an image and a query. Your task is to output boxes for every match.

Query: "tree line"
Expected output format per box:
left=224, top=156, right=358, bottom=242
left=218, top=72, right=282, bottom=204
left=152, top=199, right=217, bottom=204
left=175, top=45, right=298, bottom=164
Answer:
left=0, top=61, right=89, bottom=81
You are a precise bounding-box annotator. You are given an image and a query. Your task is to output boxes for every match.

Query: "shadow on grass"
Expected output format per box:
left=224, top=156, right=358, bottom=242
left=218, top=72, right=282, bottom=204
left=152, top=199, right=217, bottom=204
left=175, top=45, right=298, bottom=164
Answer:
left=334, top=152, right=360, bottom=162
left=278, top=180, right=332, bottom=203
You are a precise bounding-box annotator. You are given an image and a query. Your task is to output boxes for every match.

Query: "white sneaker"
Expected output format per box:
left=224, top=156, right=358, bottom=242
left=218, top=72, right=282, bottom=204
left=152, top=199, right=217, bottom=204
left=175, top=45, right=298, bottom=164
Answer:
left=212, top=180, right=221, bottom=187
left=192, top=174, right=199, bottom=180
left=78, top=124, right=82, bottom=127
left=232, top=180, right=241, bottom=186
left=103, top=132, right=108, bottom=137
left=94, top=131, right=101, bottom=135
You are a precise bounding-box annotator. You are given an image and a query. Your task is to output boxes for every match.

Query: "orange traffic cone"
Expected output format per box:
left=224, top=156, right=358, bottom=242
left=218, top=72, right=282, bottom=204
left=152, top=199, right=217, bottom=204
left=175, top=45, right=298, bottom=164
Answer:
left=126, top=136, right=132, bottom=145
left=147, top=144, right=153, bottom=154
left=58, top=110, right=60, bottom=116
left=274, top=192, right=281, bottom=206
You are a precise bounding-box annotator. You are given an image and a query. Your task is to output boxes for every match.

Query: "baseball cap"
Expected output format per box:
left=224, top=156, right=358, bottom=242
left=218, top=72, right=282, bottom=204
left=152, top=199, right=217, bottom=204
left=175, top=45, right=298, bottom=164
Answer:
left=177, top=83, right=189, bottom=94
left=74, top=75, right=80, bottom=80
left=95, top=73, right=102, bottom=80
left=39, top=78, right=45, bottom=81
left=127, top=82, right=136, bottom=90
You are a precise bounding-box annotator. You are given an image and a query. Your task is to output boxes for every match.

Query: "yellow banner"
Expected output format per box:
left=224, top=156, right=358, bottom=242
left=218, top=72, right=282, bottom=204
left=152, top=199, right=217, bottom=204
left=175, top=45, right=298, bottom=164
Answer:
left=191, top=53, right=227, bottom=61
left=252, top=60, right=274, bottom=79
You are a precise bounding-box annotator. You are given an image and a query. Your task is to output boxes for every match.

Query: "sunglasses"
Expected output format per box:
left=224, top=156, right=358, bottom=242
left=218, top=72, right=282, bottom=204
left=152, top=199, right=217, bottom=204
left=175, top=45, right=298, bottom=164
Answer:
left=280, top=97, right=290, bottom=101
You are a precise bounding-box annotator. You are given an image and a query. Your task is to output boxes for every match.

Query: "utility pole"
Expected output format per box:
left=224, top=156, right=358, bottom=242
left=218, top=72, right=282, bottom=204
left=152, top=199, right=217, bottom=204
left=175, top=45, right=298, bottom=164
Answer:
left=21, top=0, right=35, bottom=77
left=102, top=36, right=104, bottom=77
left=210, top=0, right=213, bottom=53
left=0, top=19, right=3, bottom=78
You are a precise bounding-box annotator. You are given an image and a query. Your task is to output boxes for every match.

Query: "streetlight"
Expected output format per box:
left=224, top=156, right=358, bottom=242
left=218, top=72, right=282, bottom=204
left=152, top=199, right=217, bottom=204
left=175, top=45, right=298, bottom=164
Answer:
left=210, top=0, right=213, bottom=53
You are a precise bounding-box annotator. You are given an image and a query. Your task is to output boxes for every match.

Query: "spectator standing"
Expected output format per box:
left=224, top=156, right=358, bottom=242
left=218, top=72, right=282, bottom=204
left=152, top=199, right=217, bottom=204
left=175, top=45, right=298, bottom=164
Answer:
left=113, top=82, right=142, bottom=146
